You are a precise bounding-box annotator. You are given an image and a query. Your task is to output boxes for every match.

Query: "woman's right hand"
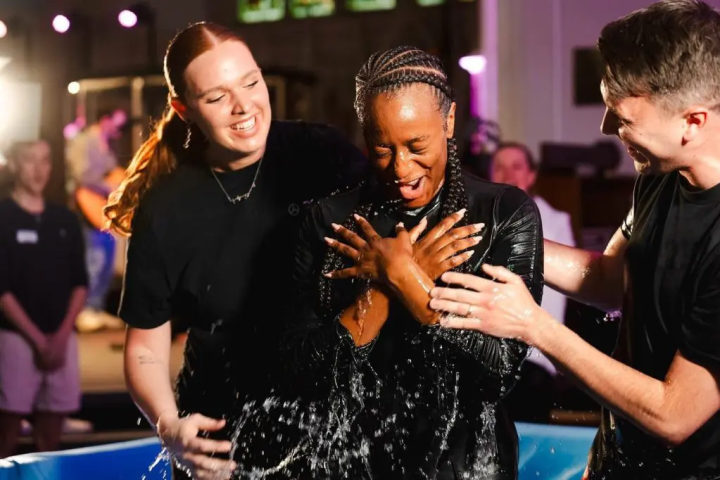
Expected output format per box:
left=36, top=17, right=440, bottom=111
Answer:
left=409, top=209, right=484, bottom=280
left=157, top=412, right=236, bottom=480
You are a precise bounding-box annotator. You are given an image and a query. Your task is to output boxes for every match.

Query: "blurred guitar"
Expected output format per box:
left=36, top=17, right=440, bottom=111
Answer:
left=74, top=167, right=126, bottom=231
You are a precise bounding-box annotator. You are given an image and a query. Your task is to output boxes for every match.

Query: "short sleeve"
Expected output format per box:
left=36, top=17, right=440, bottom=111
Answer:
left=681, top=254, right=720, bottom=371
left=117, top=207, right=172, bottom=329
left=67, top=216, right=89, bottom=288
left=620, top=208, right=634, bottom=240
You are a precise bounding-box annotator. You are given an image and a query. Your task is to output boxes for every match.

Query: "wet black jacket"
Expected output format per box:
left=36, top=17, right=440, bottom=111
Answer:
left=282, top=173, right=544, bottom=480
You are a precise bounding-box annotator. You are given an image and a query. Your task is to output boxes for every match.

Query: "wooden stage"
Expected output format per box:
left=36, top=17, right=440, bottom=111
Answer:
left=78, top=329, right=185, bottom=395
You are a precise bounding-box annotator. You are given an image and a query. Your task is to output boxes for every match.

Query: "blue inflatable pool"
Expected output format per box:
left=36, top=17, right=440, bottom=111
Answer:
left=0, top=423, right=596, bottom=479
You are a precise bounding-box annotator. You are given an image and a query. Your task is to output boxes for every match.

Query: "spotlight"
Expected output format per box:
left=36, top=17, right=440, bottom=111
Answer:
left=118, top=10, right=138, bottom=28
left=0, top=20, right=7, bottom=39
left=52, top=14, right=71, bottom=34
left=459, top=54, right=487, bottom=75
left=118, top=3, right=155, bottom=27
left=67, top=81, right=80, bottom=94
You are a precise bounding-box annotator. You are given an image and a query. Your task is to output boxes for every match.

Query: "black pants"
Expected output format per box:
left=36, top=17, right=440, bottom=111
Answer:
left=504, top=362, right=555, bottom=423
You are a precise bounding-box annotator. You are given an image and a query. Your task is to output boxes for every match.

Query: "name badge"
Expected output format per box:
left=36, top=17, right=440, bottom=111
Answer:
left=16, top=229, right=39, bottom=244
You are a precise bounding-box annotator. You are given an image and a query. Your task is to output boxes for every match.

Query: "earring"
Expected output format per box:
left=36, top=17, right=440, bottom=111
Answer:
left=183, top=124, right=192, bottom=149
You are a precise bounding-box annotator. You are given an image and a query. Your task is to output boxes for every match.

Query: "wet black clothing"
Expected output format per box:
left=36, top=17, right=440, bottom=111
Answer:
left=284, top=174, right=544, bottom=479
left=118, top=121, right=366, bottom=435
left=589, top=172, right=720, bottom=480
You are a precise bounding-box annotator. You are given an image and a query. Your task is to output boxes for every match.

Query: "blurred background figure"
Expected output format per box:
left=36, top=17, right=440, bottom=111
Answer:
left=65, top=109, right=127, bottom=331
left=0, top=140, right=89, bottom=458
left=490, top=141, right=576, bottom=422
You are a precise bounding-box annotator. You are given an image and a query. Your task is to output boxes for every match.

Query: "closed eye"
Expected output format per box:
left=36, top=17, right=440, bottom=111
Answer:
left=245, top=80, right=259, bottom=89
left=207, top=95, right=225, bottom=104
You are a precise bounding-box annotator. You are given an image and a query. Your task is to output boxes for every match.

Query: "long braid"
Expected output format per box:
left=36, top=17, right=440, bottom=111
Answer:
left=319, top=46, right=471, bottom=312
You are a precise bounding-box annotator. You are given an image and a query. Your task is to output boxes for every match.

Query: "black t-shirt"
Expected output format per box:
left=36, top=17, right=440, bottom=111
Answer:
left=118, top=120, right=367, bottom=419
left=0, top=198, right=88, bottom=333
left=590, top=171, right=720, bottom=479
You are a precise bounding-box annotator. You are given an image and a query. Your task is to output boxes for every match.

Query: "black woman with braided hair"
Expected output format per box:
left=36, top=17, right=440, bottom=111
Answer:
left=282, top=46, right=544, bottom=479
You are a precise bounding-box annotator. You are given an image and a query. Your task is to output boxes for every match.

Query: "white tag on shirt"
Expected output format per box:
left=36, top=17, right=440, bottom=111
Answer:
left=16, top=229, right=39, bottom=244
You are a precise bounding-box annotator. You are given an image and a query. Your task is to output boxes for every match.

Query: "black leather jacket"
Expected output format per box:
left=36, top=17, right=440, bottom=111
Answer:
left=282, top=173, right=544, bottom=480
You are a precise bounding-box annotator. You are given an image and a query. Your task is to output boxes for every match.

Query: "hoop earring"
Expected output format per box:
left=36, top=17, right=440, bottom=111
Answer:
left=183, top=125, right=192, bottom=149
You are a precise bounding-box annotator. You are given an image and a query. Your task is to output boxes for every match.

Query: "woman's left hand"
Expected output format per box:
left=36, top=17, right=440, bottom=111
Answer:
left=324, top=214, right=413, bottom=284
left=428, top=264, right=545, bottom=344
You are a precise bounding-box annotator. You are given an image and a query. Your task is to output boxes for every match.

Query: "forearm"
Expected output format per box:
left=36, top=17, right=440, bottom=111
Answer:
left=339, top=284, right=391, bottom=346
left=532, top=313, right=676, bottom=444
left=57, top=287, right=88, bottom=337
left=124, top=327, right=178, bottom=429
left=0, top=292, right=46, bottom=346
left=386, top=260, right=438, bottom=326
left=544, top=239, right=623, bottom=311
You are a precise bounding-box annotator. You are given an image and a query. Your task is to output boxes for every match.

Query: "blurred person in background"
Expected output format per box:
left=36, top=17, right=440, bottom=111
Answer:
left=490, top=141, right=575, bottom=422
left=0, top=140, right=88, bottom=458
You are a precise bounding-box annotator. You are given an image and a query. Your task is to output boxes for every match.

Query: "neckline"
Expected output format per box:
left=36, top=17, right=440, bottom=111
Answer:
left=678, top=171, right=720, bottom=205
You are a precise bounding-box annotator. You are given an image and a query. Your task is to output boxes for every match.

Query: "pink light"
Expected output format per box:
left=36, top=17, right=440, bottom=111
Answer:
left=52, top=15, right=71, bottom=33
left=459, top=54, right=487, bottom=75
left=118, top=10, right=138, bottom=28
left=0, top=21, right=7, bottom=39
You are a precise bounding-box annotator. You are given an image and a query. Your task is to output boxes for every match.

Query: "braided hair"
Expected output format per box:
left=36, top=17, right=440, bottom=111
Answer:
left=319, top=46, right=471, bottom=312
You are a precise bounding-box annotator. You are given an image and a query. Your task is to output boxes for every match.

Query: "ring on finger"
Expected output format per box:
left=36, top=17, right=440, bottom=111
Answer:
left=467, top=304, right=475, bottom=317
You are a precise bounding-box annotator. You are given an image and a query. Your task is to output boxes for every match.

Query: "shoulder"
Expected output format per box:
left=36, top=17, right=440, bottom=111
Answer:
left=303, top=185, right=363, bottom=234
left=0, top=198, right=13, bottom=216
left=138, top=162, right=206, bottom=215
left=269, top=120, right=353, bottom=147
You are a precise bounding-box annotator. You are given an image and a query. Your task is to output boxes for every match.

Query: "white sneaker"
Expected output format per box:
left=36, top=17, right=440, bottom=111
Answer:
left=63, top=418, right=94, bottom=434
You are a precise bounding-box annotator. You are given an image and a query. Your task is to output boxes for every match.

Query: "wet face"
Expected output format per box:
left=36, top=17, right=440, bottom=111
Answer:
left=490, top=146, right=536, bottom=192
left=600, top=82, right=686, bottom=175
left=364, top=85, right=455, bottom=209
left=11, top=141, right=52, bottom=195
left=178, top=40, right=271, bottom=163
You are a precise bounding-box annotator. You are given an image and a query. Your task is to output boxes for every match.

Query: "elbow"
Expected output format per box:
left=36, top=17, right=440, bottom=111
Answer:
left=656, top=419, right=694, bottom=448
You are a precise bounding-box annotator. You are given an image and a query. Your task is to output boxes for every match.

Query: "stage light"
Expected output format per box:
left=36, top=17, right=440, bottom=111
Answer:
left=52, top=15, right=71, bottom=34
left=459, top=54, right=487, bottom=75
left=118, top=10, right=138, bottom=28
left=67, top=81, right=80, bottom=94
left=0, top=20, right=7, bottom=39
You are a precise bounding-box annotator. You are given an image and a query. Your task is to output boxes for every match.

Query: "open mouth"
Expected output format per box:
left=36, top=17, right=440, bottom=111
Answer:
left=395, top=177, right=425, bottom=200
left=230, top=116, right=256, bottom=132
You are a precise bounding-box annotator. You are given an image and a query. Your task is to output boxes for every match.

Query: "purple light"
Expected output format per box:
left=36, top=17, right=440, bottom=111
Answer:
left=0, top=21, right=7, bottom=39
left=52, top=15, right=71, bottom=34
left=459, top=54, right=487, bottom=75
left=118, top=10, right=138, bottom=28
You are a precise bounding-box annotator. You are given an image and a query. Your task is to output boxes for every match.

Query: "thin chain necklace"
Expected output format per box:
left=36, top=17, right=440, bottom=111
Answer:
left=209, top=156, right=263, bottom=204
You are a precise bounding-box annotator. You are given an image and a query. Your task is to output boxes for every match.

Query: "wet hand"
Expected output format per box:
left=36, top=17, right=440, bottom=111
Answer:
left=409, top=209, right=483, bottom=280
left=428, top=264, right=545, bottom=344
left=324, top=214, right=413, bottom=283
left=158, top=413, right=236, bottom=480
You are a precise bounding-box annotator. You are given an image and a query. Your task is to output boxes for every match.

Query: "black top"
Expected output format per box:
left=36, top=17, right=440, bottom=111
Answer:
left=0, top=198, right=88, bottom=333
left=118, top=121, right=367, bottom=421
left=282, top=174, right=544, bottom=479
left=590, top=171, right=720, bottom=480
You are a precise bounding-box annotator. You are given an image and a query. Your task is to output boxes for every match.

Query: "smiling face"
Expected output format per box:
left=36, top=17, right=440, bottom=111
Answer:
left=364, top=84, right=456, bottom=208
left=177, top=40, right=271, bottom=163
left=600, top=81, right=689, bottom=175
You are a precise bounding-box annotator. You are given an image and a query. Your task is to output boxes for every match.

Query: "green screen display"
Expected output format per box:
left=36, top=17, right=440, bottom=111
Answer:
left=290, top=0, right=335, bottom=18
left=238, top=0, right=285, bottom=23
left=346, top=0, right=395, bottom=12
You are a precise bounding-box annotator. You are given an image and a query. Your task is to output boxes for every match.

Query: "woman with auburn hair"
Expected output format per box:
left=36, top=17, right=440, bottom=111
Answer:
left=105, top=22, right=365, bottom=479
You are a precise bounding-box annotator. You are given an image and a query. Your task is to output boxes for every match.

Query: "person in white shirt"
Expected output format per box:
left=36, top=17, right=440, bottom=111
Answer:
left=490, top=141, right=575, bottom=421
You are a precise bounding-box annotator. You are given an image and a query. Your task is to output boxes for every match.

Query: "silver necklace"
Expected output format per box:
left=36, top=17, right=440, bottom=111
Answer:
left=209, top=157, right=263, bottom=204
